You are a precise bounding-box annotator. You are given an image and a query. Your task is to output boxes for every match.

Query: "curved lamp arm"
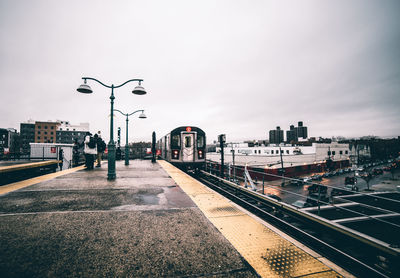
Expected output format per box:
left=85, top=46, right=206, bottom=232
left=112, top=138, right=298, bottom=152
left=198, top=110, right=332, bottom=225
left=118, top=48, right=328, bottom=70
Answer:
left=114, top=79, right=143, bottom=89
left=82, top=77, right=143, bottom=89
left=127, top=109, right=144, bottom=116
left=114, top=109, right=127, bottom=117
left=114, top=109, right=144, bottom=117
left=82, top=77, right=112, bottom=88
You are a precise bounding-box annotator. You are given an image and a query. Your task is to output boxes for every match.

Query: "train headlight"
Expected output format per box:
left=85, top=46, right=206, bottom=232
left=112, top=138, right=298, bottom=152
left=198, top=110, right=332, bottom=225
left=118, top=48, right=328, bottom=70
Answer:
left=172, top=150, right=179, bottom=159
left=198, top=150, right=204, bottom=159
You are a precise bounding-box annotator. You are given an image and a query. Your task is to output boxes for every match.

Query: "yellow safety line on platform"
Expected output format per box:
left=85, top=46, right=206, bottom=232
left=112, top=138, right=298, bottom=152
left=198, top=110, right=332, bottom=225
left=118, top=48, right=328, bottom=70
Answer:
left=158, top=161, right=352, bottom=278
left=0, top=166, right=85, bottom=195
left=0, top=160, right=60, bottom=173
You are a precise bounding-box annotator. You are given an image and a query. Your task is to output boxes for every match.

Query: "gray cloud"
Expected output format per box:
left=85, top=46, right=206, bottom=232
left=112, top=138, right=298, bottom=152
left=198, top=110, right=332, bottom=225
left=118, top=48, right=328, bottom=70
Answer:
left=0, top=0, right=399, bottom=144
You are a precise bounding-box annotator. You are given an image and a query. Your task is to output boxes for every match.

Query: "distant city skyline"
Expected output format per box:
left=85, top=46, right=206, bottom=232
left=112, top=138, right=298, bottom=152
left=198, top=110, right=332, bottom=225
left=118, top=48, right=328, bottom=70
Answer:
left=4, top=117, right=399, bottom=145
left=1, top=0, right=399, bottom=143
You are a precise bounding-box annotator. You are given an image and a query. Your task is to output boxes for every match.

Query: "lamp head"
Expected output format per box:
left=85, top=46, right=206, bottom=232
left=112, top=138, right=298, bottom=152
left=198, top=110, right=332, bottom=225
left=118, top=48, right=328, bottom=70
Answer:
left=139, top=112, right=147, bottom=119
left=77, top=80, right=93, bottom=94
left=132, top=82, right=146, bottom=95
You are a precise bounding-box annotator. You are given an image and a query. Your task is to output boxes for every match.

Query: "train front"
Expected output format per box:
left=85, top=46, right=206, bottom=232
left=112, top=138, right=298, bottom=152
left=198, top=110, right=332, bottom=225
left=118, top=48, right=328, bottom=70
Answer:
left=170, top=126, right=206, bottom=171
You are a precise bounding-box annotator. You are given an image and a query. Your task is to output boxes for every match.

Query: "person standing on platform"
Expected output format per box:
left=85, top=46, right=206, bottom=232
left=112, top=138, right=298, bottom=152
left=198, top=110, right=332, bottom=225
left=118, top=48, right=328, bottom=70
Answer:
left=58, top=148, right=64, bottom=171
left=73, top=138, right=80, bottom=167
left=84, top=132, right=97, bottom=170
left=94, top=131, right=105, bottom=167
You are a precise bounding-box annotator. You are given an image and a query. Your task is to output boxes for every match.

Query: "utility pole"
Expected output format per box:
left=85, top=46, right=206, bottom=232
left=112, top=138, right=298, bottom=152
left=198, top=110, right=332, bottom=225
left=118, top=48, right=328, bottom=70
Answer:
left=279, top=146, right=285, bottom=186
left=231, top=143, right=236, bottom=182
left=218, top=134, right=226, bottom=178
left=151, top=131, right=156, bottom=163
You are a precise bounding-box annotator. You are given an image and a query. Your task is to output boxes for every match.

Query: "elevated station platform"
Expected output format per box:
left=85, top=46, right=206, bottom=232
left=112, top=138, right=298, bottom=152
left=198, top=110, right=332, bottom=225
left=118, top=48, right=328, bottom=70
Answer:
left=0, top=160, right=60, bottom=185
left=0, top=160, right=351, bottom=277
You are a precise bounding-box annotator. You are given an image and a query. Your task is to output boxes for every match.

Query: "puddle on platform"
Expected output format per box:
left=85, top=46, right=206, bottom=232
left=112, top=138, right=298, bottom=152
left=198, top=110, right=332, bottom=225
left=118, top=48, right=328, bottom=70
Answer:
left=141, top=194, right=159, bottom=205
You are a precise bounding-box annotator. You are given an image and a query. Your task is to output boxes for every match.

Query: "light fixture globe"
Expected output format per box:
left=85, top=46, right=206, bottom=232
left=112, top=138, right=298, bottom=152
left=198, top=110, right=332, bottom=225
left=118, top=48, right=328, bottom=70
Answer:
left=132, top=85, right=146, bottom=95
left=77, top=83, right=93, bottom=94
left=139, top=112, right=147, bottom=119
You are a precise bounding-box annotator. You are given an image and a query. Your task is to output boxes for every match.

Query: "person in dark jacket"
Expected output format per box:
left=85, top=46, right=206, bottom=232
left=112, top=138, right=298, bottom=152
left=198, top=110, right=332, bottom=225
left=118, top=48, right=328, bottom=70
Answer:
left=58, top=148, right=63, bottom=171
left=94, top=132, right=105, bottom=167
left=84, top=132, right=97, bottom=170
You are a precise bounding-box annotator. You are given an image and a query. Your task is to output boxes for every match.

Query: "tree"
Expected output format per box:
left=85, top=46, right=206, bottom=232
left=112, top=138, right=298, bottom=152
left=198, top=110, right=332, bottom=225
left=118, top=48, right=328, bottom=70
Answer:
left=360, top=172, right=374, bottom=191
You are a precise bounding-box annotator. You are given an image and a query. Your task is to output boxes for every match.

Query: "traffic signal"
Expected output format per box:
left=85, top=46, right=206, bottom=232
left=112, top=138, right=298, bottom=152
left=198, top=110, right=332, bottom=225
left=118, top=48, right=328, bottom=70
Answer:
left=117, top=127, right=121, bottom=145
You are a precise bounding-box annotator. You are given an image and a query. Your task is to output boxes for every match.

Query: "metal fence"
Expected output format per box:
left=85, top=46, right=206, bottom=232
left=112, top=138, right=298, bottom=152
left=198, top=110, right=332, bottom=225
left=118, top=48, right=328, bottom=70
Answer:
left=0, top=144, right=86, bottom=169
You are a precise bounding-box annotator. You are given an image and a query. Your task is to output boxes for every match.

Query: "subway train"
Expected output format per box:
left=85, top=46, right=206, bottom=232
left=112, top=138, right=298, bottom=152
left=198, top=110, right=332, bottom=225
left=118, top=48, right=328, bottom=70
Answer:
left=157, top=126, right=206, bottom=171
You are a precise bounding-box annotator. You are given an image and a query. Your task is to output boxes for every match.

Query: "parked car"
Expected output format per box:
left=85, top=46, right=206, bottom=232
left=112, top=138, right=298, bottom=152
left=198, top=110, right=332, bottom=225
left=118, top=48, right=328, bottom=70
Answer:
left=289, top=180, right=303, bottom=186
left=303, top=177, right=312, bottom=183
left=311, top=174, right=322, bottom=181
left=322, top=172, right=332, bottom=178
left=344, top=184, right=359, bottom=192
left=308, top=184, right=327, bottom=194
left=331, top=188, right=355, bottom=197
left=292, top=200, right=311, bottom=208
left=372, top=168, right=383, bottom=175
left=345, top=177, right=356, bottom=185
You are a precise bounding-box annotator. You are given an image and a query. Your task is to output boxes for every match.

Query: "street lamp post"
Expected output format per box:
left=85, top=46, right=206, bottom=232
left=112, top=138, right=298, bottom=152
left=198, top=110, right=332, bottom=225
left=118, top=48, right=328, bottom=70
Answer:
left=77, top=77, right=146, bottom=180
left=114, top=109, right=147, bottom=165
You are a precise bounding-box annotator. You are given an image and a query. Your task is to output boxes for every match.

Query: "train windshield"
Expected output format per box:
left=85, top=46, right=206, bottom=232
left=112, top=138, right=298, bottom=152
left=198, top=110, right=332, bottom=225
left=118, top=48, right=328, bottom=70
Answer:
left=184, top=136, right=192, bottom=148
left=197, top=134, right=205, bottom=148
left=171, top=134, right=181, bottom=148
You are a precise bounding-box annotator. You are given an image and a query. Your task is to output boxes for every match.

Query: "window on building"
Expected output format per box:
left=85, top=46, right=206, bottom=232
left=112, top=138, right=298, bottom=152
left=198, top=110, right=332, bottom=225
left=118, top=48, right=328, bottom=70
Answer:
left=340, top=150, right=343, bottom=155
left=60, top=128, right=62, bottom=131
left=45, top=126, right=48, bottom=129
left=345, top=150, right=348, bottom=154
left=286, top=150, right=289, bottom=154
left=332, top=151, right=336, bottom=155
left=51, top=132, right=53, bottom=135
left=51, top=126, right=54, bottom=129
left=38, top=126, right=41, bottom=129
left=37, top=136, right=40, bottom=140
left=44, top=136, right=47, bottom=140
left=73, top=129, right=76, bottom=131
left=38, top=131, right=41, bottom=134
left=44, top=131, right=47, bottom=135
left=327, top=151, right=331, bottom=156
left=271, top=150, right=274, bottom=154
left=254, top=150, right=257, bottom=154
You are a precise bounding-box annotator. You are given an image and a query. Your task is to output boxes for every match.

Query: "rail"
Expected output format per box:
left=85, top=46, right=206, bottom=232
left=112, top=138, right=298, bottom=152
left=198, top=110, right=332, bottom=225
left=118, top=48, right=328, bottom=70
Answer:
left=195, top=170, right=399, bottom=277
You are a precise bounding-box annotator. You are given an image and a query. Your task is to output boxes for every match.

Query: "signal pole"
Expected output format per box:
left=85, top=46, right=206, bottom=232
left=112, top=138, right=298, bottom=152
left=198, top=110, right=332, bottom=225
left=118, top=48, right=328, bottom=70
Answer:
left=151, top=131, right=156, bottom=163
left=279, top=146, right=285, bottom=186
left=218, top=134, right=226, bottom=178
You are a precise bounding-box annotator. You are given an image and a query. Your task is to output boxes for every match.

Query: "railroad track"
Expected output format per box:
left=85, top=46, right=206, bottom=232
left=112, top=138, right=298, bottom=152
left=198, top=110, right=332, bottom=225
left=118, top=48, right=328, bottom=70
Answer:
left=192, top=170, right=399, bottom=278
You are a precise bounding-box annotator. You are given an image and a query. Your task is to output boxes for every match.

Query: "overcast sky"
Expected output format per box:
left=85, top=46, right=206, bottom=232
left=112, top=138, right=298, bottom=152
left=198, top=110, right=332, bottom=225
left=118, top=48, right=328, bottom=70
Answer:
left=1, top=0, right=399, bottom=144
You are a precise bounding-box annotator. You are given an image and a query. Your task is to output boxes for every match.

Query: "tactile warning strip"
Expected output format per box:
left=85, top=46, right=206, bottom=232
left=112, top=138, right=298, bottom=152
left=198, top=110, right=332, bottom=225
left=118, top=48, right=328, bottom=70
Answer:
left=159, top=161, right=350, bottom=278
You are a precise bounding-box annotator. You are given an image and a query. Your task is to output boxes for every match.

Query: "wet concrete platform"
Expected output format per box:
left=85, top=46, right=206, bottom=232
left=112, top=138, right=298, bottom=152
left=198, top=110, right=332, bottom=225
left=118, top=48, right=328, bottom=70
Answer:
left=0, top=160, right=257, bottom=277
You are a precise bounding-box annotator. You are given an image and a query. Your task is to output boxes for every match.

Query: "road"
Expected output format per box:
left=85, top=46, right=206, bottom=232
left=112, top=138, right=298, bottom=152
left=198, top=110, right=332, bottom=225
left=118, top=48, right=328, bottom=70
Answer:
left=257, top=164, right=398, bottom=205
